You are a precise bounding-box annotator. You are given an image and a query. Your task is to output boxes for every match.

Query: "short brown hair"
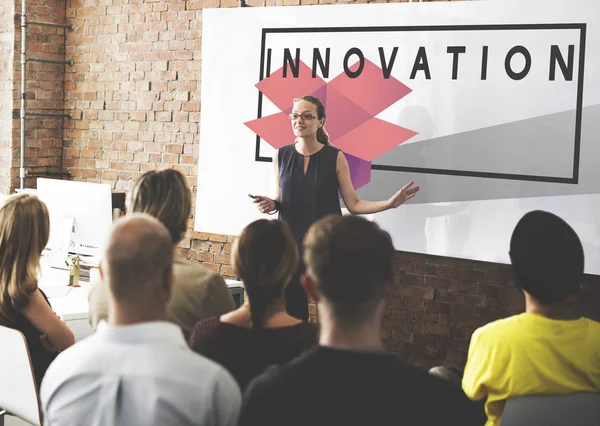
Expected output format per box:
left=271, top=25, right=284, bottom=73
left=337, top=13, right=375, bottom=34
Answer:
left=127, top=169, right=192, bottom=244
left=303, top=215, right=394, bottom=327
left=232, top=219, right=299, bottom=328
left=0, top=194, right=50, bottom=322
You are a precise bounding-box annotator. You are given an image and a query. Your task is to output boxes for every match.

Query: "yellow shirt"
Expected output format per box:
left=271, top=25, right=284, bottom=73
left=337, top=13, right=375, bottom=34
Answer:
left=462, top=313, right=600, bottom=426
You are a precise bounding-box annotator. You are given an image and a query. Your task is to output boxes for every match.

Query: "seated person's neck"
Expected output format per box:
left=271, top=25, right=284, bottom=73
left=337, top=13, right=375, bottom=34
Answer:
left=221, top=299, right=302, bottom=328
left=318, top=311, right=385, bottom=353
left=109, top=305, right=169, bottom=326
left=525, top=293, right=579, bottom=320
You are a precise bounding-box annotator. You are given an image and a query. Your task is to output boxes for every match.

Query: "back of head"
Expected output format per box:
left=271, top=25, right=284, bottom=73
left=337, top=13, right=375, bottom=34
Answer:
left=510, top=210, right=584, bottom=304
left=232, top=219, right=298, bottom=328
left=127, top=169, right=192, bottom=245
left=0, top=194, right=50, bottom=322
left=303, top=215, right=395, bottom=328
left=104, top=214, right=174, bottom=310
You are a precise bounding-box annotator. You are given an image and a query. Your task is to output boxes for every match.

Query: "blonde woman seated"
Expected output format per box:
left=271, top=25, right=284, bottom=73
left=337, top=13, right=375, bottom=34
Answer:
left=0, top=194, right=75, bottom=386
left=189, top=219, right=318, bottom=390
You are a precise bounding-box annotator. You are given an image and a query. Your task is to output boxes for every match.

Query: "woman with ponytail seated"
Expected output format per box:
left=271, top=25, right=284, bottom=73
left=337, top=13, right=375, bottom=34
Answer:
left=189, top=219, right=318, bottom=390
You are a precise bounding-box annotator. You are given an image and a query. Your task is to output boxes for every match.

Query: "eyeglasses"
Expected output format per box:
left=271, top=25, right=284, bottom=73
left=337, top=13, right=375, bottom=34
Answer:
left=289, top=113, right=318, bottom=121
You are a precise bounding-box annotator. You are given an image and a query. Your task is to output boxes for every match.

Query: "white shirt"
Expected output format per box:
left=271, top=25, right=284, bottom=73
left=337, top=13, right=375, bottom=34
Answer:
left=41, top=321, right=241, bottom=426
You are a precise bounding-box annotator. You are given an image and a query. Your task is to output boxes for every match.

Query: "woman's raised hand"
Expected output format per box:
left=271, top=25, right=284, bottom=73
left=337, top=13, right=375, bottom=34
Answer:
left=388, top=181, right=420, bottom=209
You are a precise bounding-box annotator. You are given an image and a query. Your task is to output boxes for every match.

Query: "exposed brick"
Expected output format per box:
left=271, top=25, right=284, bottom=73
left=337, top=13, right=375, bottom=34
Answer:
left=450, top=280, right=477, bottom=294
left=401, top=273, right=424, bottom=287
left=427, top=324, right=450, bottom=337
left=403, top=321, right=426, bottom=334
left=414, top=262, right=437, bottom=275
left=438, top=291, right=487, bottom=307
left=425, top=300, right=451, bottom=314
left=425, top=276, right=450, bottom=290
left=413, top=312, right=438, bottom=323
left=411, top=286, right=435, bottom=300
left=402, top=298, right=426, bottom=311
left=451, top=305, right=478, bottom=319
left=438, top=266, right=462, bottom=280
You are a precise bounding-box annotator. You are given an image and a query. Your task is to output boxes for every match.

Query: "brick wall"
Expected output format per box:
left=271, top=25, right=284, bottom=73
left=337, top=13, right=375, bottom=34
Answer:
left=0, top=0, right=69, bottom=193
left=3, top=0, right=599, bottom=369
left=16, top=0, right=68, bottom=189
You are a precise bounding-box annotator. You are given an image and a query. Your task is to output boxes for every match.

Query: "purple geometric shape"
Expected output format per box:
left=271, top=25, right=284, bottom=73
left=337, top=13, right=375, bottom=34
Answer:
left=344, top=152, right=371, bottom=193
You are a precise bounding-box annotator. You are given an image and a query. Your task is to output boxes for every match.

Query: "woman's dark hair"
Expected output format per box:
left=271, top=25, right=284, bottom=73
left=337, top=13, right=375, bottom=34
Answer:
left=294, top=96, right=331, bottom=146
left=232, top=220, right=299, bottom=328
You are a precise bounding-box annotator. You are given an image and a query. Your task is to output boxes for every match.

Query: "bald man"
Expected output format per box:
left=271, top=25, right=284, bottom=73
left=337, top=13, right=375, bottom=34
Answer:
left=41, top=214, right=241, bottom=426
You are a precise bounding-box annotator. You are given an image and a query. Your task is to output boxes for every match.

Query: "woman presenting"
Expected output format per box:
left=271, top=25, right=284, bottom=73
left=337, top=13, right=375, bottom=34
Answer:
left=253, top=95, right=419, bottom=320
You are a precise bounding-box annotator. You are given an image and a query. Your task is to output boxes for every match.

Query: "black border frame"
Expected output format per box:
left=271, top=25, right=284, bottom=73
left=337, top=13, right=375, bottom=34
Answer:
left=253, top=23, right=587, bottom=184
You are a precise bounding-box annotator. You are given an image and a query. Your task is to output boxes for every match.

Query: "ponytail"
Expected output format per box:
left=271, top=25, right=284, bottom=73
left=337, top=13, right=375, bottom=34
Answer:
left=245, top=279, right=282, bottom=329
left=316, top=126, right=331, bottom=146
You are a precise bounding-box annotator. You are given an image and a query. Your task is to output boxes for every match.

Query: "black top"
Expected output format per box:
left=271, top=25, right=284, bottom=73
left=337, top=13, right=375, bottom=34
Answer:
left=240, top=346, right=484, bottom=426
left=188, top=316, right=318, bottom=391
left=278, top=143, right=342, bottom=247
left=1, top=289, right=57, bottom=388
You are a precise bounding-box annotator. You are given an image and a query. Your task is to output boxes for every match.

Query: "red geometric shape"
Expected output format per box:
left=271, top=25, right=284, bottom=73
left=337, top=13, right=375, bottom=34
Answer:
left=324, top=86, right=372, bottom=141
left=244, top=111, right=294, bottom=150
left=328, top=58, right=412, bottom=116
left=256, top=61, right=326, bottom=112
left=334, top=117, right=418, bottom=162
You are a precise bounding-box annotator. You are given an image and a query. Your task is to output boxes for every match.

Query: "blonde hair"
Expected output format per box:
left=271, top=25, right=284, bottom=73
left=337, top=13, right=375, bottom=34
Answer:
left=127, top=169, right=192, bottom=245
left=294, top=96, right=331, bottom=146
left=0, top=194, right=50, bottom=323
left=232, top=219, right=299, bottom=328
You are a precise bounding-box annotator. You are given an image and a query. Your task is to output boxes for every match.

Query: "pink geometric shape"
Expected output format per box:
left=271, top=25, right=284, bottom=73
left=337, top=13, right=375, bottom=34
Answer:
left=335, top=117, right=418, bottom=162
left=256, top=61, right=326, bottom=112
left=283, top=84, right=328, bottom=115
left=244, top=111, right=294, bottom=150
left=325, top=86, right=372, bottom=141
left=329, top=58, right=412, bottom=116
left=345, top=152, right=372, bottom=192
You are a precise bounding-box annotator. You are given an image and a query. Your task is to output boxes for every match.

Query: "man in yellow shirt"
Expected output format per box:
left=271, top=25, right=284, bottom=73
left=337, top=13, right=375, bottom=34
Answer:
left=462, top=210, right=600, bottom=426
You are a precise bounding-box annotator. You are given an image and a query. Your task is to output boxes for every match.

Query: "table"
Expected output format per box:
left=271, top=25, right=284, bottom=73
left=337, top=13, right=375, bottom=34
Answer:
left=38, top=264, right=244, bottom=341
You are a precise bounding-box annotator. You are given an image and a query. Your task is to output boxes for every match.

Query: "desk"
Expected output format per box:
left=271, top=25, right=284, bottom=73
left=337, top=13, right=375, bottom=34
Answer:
left=38, top=267, right=244, bottom=342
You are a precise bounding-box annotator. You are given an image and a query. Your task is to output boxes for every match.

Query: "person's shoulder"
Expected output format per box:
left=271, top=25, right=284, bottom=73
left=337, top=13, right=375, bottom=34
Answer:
left=473, top=312, right=525, bottom=339
left=190, top=316, right=224, bottom=344
left=183, top=346, right=236, bottom=380
left=173, top=257, right=225, bottom=287
left=41, top=335, right=99, bottom=395
left=583, top=317, right=600, bottom=330
left=247, top=346, right=318, bottom=394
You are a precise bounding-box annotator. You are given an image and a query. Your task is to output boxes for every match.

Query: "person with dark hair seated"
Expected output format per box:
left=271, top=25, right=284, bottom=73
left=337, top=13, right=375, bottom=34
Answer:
left=189, top=219, right=318, bottom=391
left=239, top=215, right=481, bottom=426
left=462, top=210, right=600, bottom=426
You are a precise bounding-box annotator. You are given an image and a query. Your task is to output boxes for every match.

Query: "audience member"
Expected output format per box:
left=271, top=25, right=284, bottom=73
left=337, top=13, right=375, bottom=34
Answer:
left=88, top=169, right=235, bottom=339
left=189, top=219, right=318, bottom=390
left=41, top=214, right=241, bottom=426
left=462, top=210, right=600, bottom=426
left=0, top=194, right=74, bottom=387
left=239, top=215, right=481, bottom=426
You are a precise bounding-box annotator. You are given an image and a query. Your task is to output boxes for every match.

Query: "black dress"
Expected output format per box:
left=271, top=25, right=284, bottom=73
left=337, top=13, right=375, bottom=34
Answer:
left=278, top=143, right=342, bottom=320
left=1, top=289, right=57, bottom=388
